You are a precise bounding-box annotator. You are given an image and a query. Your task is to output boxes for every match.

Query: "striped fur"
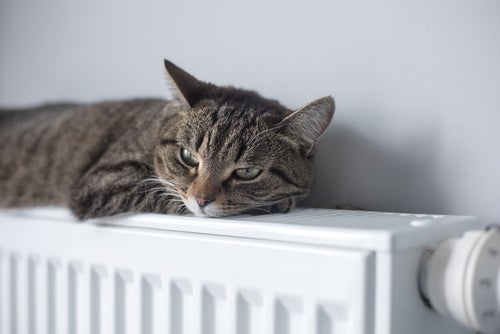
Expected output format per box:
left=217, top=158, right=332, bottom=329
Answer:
left=0, top=60, right=334, bottom=219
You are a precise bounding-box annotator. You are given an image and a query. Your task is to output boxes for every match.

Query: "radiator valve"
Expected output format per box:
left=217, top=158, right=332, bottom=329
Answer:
left=420, top=226, right=500, bottom=334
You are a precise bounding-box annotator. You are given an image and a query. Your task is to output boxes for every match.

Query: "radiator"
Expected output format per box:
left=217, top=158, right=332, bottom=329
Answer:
left=0, top=208, right=498, bottom=334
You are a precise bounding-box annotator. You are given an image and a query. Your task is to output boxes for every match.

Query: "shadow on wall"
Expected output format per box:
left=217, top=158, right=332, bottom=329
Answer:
left=302, top=122, right=448, bottom=215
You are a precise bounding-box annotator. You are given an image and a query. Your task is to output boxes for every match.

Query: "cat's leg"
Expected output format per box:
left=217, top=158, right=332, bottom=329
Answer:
left=69, top=160, right=181, bottom=220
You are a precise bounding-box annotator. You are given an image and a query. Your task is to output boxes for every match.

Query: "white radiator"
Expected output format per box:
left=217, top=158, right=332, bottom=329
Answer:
left=0, top=208, right=498, bottom=334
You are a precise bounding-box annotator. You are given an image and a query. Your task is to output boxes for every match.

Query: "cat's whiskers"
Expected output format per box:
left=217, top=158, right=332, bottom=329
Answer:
left=139, top=177, right=177, bottom=189
left=140, top=187, right=167, bottom=195
left=159, top=195, right=184, bottom=203
left=136, top=175, right=186, bottom=214
left=181, top=205, right=189, bottom=215
left=140, top=176, right=179, bottom=192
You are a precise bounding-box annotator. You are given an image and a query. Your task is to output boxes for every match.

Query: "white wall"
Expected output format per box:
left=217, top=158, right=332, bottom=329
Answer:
left=1, top=0, right=499, bottom=222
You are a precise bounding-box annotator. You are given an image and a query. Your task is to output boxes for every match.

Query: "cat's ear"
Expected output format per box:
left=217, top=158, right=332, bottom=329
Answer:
left=280, top=96, right=335, bottom=157
left=164, top=59, right=211, bottom=107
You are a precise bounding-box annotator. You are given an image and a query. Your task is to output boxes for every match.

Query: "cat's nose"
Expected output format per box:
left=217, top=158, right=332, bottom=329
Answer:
left=195, top=195, right=214, bottom=208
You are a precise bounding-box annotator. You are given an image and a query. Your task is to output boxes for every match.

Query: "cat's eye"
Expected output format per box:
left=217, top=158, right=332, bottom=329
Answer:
left=234, top=167, right=262, bottom=181
left=179, top=148, right=199, bottom=167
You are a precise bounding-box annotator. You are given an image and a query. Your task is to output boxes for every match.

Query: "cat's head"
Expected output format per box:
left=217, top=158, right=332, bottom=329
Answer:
left=154, top=59, right=334, bottom=217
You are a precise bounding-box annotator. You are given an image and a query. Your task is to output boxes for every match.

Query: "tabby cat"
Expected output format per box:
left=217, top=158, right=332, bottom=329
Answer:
left=0, top=60, right=334, bottom=219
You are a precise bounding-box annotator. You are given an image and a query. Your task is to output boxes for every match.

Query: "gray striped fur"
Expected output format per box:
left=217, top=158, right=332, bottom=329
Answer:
left=0, top=60, right=334, bottom=219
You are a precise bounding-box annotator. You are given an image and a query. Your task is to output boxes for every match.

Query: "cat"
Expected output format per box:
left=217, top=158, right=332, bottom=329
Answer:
left=0, top=60, right=334, bottom=220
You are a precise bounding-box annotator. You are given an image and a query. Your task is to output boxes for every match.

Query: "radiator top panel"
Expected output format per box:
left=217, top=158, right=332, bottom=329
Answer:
left=0, top=207, right=479, bottom=251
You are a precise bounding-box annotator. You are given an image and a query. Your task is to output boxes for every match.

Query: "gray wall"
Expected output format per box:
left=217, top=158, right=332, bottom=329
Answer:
left=1, top=0, right=499, bottom=222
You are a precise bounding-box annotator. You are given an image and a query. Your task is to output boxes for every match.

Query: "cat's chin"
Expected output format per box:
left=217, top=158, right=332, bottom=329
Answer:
left=190, top=208, right=230, bottom=218
left=184, top=199, right=227, bottom=218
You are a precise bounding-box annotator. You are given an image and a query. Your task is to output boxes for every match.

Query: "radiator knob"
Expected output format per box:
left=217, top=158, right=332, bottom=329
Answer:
left=420, top=227, right=500, bottom=334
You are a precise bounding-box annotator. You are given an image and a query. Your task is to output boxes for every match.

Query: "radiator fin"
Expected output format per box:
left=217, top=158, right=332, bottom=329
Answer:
left=115, top=269, right=133, bottom=334
left=90, top=265, right=109, bottom=334
left=170, top=278, right=194, bottom=334
left=202, top=284, right=227, bottom=334
left=9, top=252, right=20, bottom=334
left=0, top=249, right=3, bottom=334
left=141, top=274, right=164, bottom=334
left=275, top=296, right=304, bottom=334
left=68, top=262, right=83, bottom=334
left=28, top=256, right=38, bottom=334
left=0, top=245, right=362, bottom=334
left=47, top=258, right=61, bottom=334
left=236, top=290, right=264, bottom=334
left=316, top=303, right=349, bottom=334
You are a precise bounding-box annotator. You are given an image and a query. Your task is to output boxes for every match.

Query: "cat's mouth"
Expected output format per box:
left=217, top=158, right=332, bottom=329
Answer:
left=182, top=196, right=254, bottom=217
left=183, top=197, right=224, bottom=217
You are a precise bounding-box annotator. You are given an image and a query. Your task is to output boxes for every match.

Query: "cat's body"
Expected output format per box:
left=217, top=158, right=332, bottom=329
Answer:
left=0, top=99, right=172, bottom=217
left=0, top=60, right=334, bottom=219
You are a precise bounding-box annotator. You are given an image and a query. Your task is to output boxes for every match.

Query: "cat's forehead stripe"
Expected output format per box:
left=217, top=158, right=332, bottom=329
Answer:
left=160, top=138, right=177, bottom=146
left=235, top=142, right=247, bottom=162
left=195, top=132, right=204, bottom=151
